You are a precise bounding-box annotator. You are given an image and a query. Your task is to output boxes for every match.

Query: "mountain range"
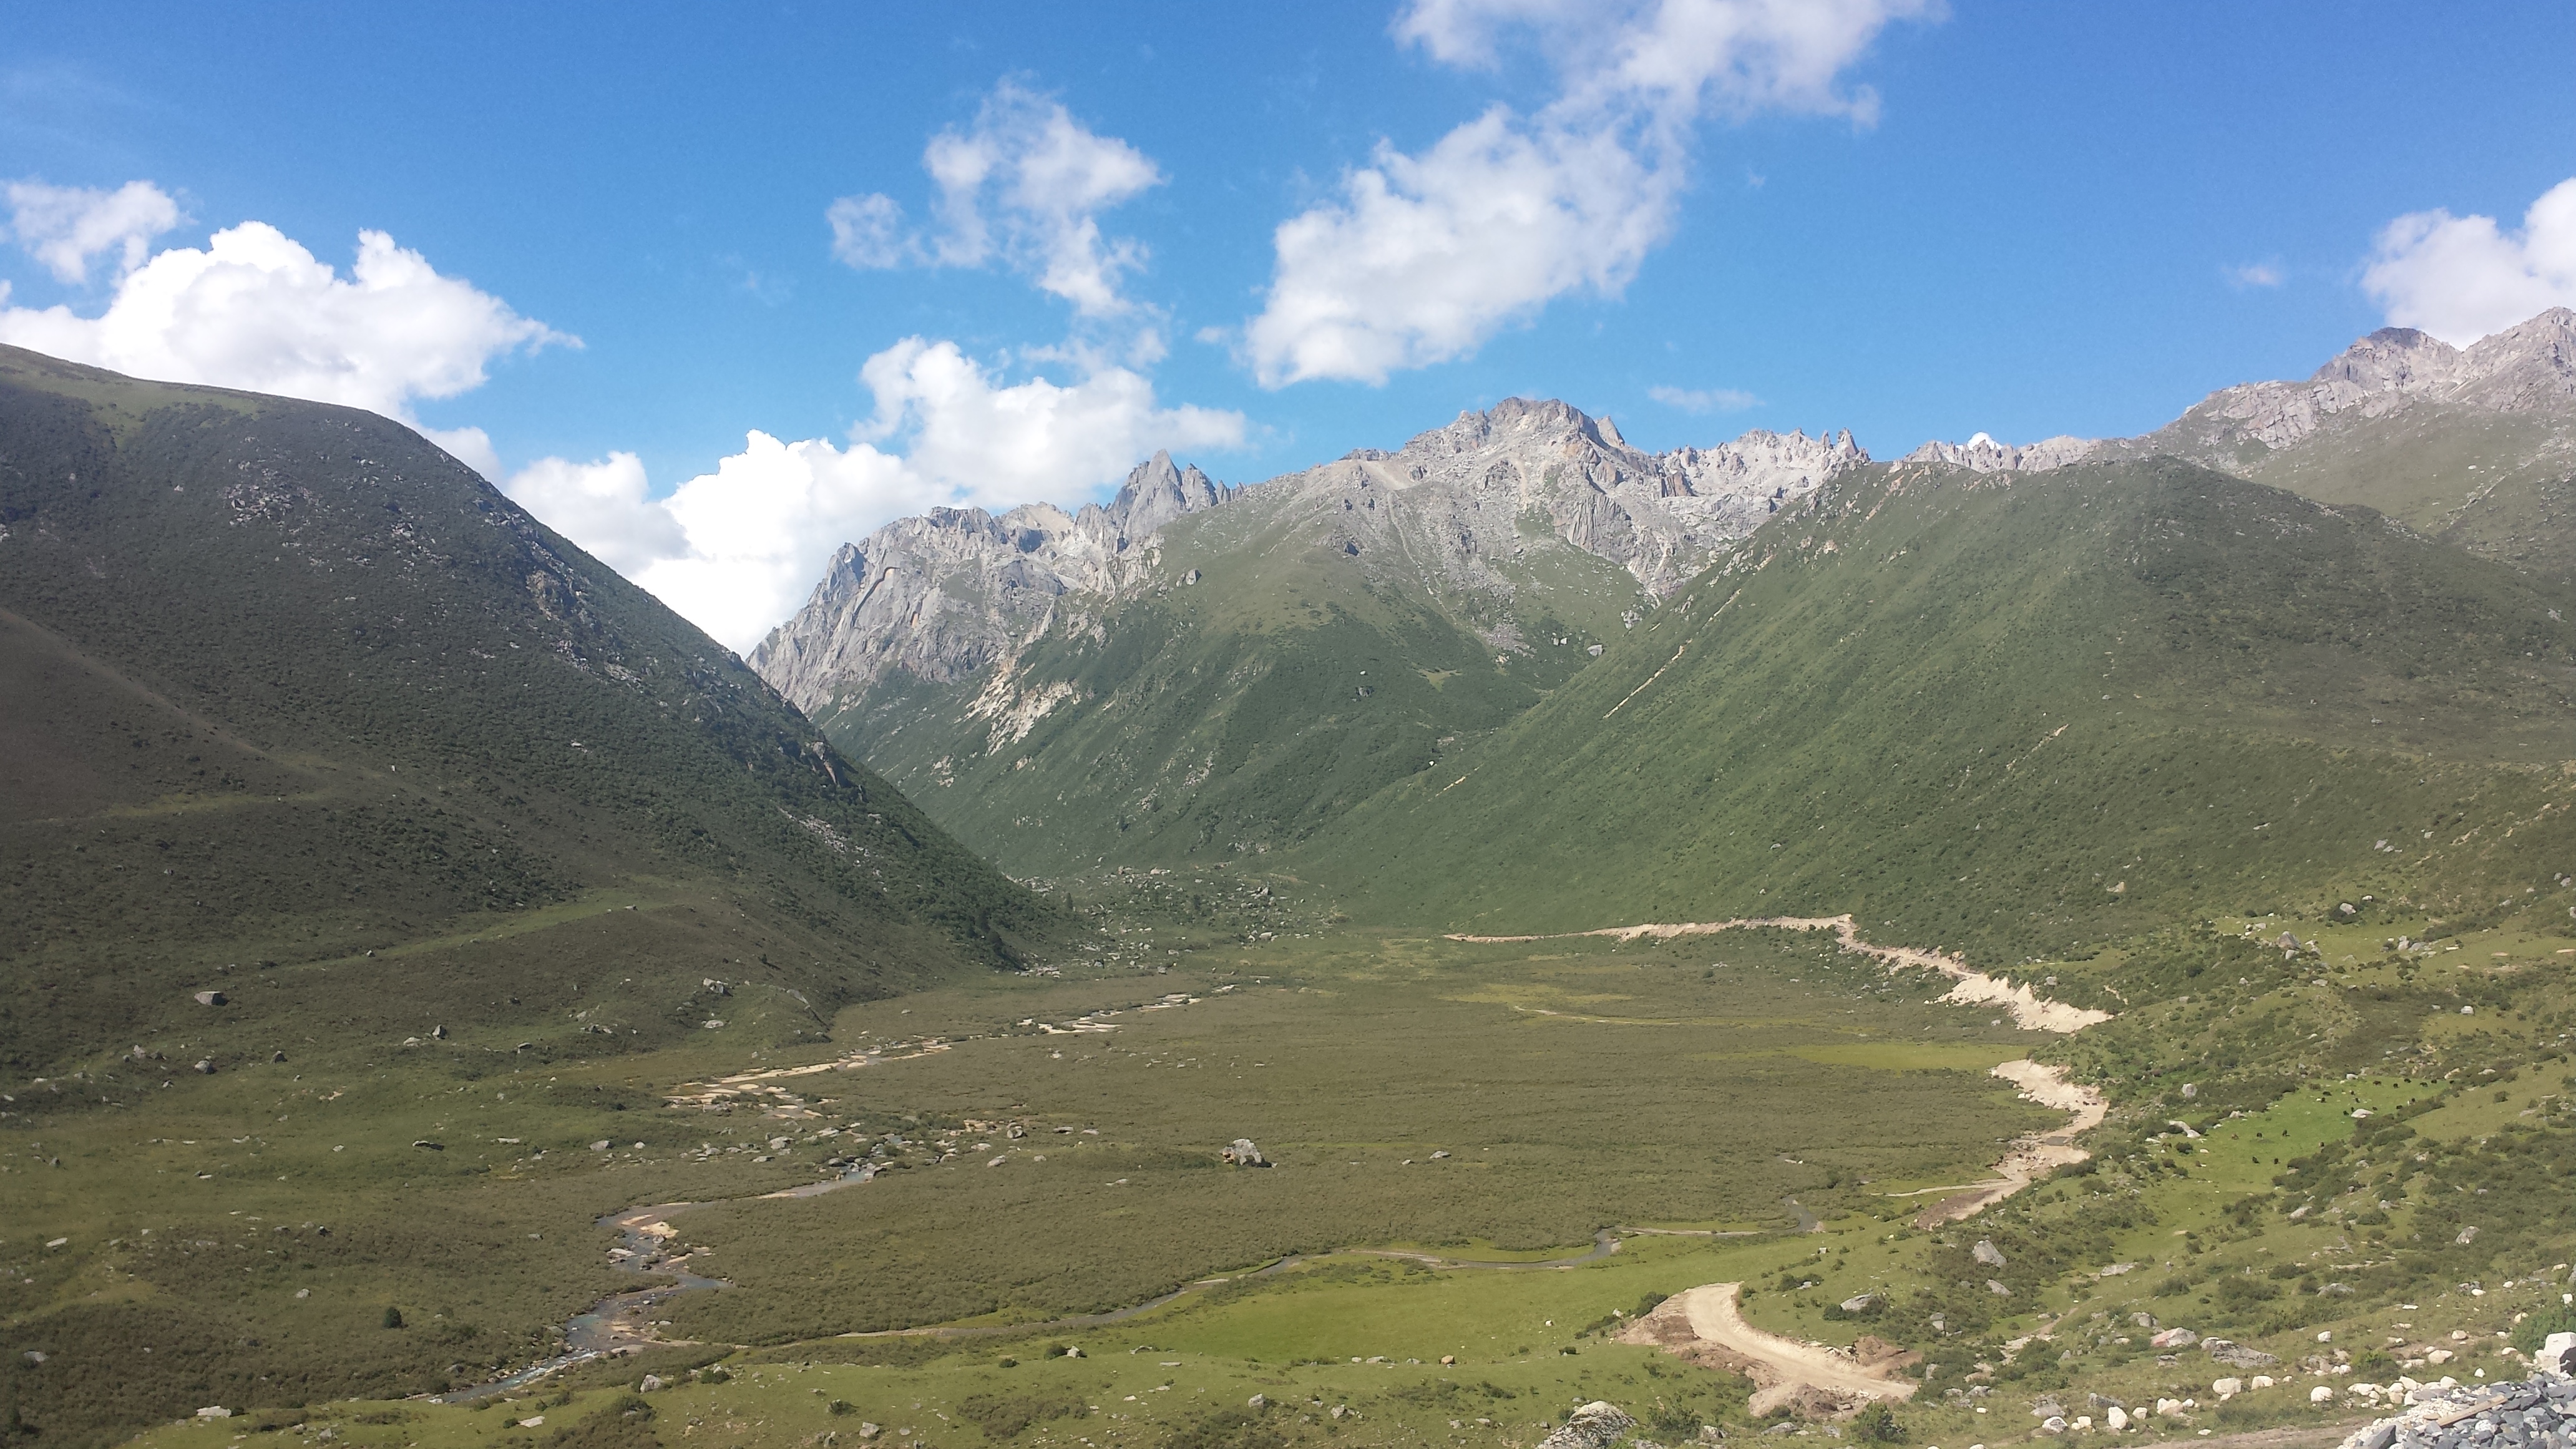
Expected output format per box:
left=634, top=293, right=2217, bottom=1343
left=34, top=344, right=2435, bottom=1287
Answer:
left=749, top=310, right=2576, bottom=904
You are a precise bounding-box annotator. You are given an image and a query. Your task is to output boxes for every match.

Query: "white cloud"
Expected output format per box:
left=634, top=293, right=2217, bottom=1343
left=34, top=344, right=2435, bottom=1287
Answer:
left=419, top=423, right=503, bottom=481
left=0, top=220, right=572, bottom=421
left=2362, top=177, right=2576, bottom=346
left=1649, top=383, right=1759, bottom=413
left=826, top=193, right=909, bottom=269
left=503, top=452, right=686, bottom=572
left=1245, top=0, right=1934, bottom=386
left=2223, top=260, right=2284, bottom=290
left=503, top=338, right=1246, bottom=652
left=828, top=82, right=1164, bottom=317
left=4, top=178, right=183, bottom=283
left=1246, top=110, right=1675, bottom=386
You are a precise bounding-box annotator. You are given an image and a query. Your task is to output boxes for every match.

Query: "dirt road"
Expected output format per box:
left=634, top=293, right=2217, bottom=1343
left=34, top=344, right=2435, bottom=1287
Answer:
left=1911, top=1058, right=2107, bottom=1227
left=1622, top=1281, right=1917, bottom=1415
left=1448, top=914, right=2111, bottom=1033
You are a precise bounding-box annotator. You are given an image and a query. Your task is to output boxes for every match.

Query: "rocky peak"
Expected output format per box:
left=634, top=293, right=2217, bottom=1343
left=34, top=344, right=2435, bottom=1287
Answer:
left=1901, top=432, right=2101, bottom=474
left=1089, top=449, right=1231, bottom=547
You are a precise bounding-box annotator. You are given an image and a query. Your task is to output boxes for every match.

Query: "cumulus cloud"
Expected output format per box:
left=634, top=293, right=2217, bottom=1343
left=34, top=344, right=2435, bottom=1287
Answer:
left=1245, top=0, right=1934, bottom=386
left=828, top=82, right=1164, bottom=317
left=0, top=220, right=572, bottom=422
left=503, top=338, right=1246, bottom=652
left=2363, top=177, right=2576, bottom=346
left=1649, top=383, right=1759, bottom=413
left=5, top=178, right=183, bottom=283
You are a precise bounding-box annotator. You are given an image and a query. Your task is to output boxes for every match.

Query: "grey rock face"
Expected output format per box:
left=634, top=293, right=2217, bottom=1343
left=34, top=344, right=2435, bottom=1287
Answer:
left=752, top=399, right=1866, bottom=716
left=749, top=451, right=1232, bottom=715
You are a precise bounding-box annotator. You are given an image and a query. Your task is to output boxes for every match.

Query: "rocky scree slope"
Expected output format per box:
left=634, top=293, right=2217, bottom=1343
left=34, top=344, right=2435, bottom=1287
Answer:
left=0, top=345, right=1050, bottom=1077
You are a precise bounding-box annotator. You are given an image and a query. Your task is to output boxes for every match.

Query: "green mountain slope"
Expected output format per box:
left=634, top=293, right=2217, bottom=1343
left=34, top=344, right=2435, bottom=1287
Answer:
left=1302, top=457, right=2576, bottom=955
left=0, top=346, right=1051, bottom=1077
left=819, top=459, right=1647, bottom=875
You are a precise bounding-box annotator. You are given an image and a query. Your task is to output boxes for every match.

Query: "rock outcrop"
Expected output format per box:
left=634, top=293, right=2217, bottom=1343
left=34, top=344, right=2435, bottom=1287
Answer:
left=750, top=451, right=1232, bottom=713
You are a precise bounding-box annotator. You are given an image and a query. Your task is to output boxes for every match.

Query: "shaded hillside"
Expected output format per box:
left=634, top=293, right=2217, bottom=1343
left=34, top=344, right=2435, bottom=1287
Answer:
left=1303, top=456, right=2576, bottom=957
left=0, top=346, right=1050, bottom=1077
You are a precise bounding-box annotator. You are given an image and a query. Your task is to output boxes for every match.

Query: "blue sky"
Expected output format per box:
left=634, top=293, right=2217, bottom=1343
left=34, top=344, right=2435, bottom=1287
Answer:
left=4, top=2, right=2573, bottom=647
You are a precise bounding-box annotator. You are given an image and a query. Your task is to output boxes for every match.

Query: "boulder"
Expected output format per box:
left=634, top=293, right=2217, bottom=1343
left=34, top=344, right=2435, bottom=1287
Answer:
left=2540, top=1332, right=2576, bottom=1375
left=1840, top=1292, right=1883, bottom=1314
left=1220, top=1138, right=1267, bottom=1167
left=193, top=991, right=227, bottom=1007
left=1987, top=1279, right=2012, bottom=1297
left=2150, top=1328, right=2200, bottom=1349
left=193, top=1059, right=216, bottom=1075
left=2204, top=1339, right=2279, bottom=1369
left=2213, top=1378, right=2243, bottom=1398
left=1541, top=1402, right=1639, bottom=1449
left=1973, top=1239, right=2008, bottom=1267
left=2105, top=1407, right=2129, bottom=1431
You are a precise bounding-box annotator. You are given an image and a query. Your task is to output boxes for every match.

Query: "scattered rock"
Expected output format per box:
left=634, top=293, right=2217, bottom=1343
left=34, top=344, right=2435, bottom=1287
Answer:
left=2105, top=1407, right=2129, bottom=1431
left=2150, top=1329, right=2200, bottom=1349
left=270, top=1051, right=287, bottom=1063
left=1541, top=1402, right=1639, bottom=1449
left=590, top=1140, right=611, bottom=1151
left=193, top=1059, right=216, bottom=1075
left=638, top=1374, right=665, bottom=1392
left=2180, top=1083, right=2198, bottom=1099
left=1840, top=1292, right=1884, bottom=1314
left=1972, top=1239, right=2007, bottom=1267
left=196, top=1408, right=232, bottom=1420
left=2204, top=1339, right=2279, bottom=1369
left=1988, top=1279, right=2012, bottom=1297
left=1220, top=1138, right=1267, bottom=1167
left=411, top=1139, right=443, bottom=1151
left=1246, top=1394, right=1266, bottom=1410
left=193, top=991, right=227, bottom=1007
left=2213, top=1378, right=2243, bottom=1398
left=430, top=1025, right=447, bottom=1040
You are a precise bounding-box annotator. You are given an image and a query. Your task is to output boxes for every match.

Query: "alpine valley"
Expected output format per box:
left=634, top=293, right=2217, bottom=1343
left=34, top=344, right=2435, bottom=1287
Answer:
left=6, top=313, right=2576, bottom=1449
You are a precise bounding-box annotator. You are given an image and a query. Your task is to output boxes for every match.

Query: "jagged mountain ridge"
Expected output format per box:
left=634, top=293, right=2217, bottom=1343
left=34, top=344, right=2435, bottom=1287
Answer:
left=753, top=400, right=1865, bottom=717
left=1905, top=309, right=2576, bottom=580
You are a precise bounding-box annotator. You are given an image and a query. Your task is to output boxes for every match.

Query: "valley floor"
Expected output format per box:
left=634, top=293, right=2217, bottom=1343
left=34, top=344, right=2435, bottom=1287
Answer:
left=11, top=873, right=2576, bottom=1449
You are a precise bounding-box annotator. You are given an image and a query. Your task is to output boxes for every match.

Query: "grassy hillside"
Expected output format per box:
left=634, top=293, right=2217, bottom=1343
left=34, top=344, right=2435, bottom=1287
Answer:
left=0, top=347, right=1062, bottom=1437
left=2125, top=403, right=2576, bottom=588
left=1302, top=457, right=2576, bottom=955
left=822, top=475, right=1647, bottom=876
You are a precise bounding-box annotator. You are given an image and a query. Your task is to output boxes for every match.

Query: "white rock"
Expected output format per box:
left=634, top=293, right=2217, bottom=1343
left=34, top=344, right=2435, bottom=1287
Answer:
left=2105, top=1407, right=2129, bottom=1431
left=2310, top=1387, right=2336, bottom=1405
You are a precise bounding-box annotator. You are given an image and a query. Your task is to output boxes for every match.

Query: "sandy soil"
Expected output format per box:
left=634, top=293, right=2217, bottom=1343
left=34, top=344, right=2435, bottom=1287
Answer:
left=1911, top=1059, right=2108, bottom=1227
left=1621, top=1282, right=1918, bottom=1416
left=1447, top=914, right=2112, bottom=1033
